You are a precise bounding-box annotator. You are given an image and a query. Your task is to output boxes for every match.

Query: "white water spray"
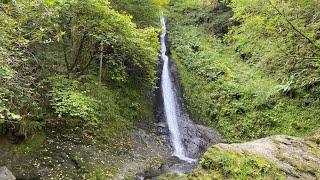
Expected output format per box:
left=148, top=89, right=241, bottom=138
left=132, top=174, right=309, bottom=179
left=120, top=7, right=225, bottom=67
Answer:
left=160, top=16, right=195, bottom=163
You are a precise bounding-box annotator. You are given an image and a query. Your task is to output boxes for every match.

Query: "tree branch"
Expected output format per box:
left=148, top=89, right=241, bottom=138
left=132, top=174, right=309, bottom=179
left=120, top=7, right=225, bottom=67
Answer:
left=266, top=0, right=320, bottom=54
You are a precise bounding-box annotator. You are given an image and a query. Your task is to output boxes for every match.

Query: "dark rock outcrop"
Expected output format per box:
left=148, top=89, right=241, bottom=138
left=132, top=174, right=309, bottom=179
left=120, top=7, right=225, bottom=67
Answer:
left=180, top=122, right=222, bottom=158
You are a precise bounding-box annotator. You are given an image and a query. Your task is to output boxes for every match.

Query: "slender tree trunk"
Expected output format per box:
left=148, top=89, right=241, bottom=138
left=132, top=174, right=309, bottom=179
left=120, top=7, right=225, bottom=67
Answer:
left=99, top=42, right=103, bottom=83
left=70, top=32, right=87, bottom=72
left=212, top=0, right=219, bottom=9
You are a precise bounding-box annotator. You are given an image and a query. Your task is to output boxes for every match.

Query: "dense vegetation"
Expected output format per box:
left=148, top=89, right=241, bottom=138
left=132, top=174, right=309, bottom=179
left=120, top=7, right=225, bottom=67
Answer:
left=0, top=0, right=170, bottom=178
left=168, top=0, right=320, bottom=142
left=227, top=0, right=320, bottom=96
left=1, top=0, right=319, bottom=178
left=0, top=0, right=168, bottom=142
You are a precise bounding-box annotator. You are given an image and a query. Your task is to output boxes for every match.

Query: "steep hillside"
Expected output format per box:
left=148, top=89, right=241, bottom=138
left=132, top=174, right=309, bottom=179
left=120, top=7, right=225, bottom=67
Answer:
left=164, top=0, right=320, bottom=179
left=167, top=0, right=320, bottom=143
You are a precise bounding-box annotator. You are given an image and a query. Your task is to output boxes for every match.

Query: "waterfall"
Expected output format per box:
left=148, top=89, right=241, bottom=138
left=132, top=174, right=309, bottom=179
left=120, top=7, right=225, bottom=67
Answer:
left=160, top=16, right=195, bottom=163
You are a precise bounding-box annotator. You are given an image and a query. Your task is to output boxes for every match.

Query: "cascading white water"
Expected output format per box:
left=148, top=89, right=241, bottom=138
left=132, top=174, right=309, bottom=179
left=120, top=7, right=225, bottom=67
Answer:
left=160, top=16, right=195, bottom=163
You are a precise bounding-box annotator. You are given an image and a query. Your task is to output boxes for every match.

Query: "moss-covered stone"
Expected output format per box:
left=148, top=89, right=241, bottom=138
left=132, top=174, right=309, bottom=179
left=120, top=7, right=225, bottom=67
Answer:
left=309, top=130, right=320, bottom=145
left=189, top=146, right=285, bottom=180
left=185, top=133, right=320, bottom=180
left=158, top=172, right=187, bottom=180
left=141, top=156, right=164, bottom=178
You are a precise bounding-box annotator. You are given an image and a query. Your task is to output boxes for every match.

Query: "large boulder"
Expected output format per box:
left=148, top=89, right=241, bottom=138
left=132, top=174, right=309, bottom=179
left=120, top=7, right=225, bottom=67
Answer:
left=180, top=120, right=223, bottom=158
left=190, top=132, right=320, bottom=179
left=0, top=166, right=15, bottom=180
left=217, top=135, right=320, bottom=179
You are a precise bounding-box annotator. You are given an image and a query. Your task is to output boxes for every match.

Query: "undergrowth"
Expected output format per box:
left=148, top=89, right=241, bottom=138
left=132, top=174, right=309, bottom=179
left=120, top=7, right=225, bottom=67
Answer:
left=168, top=1, right=320, bottom=143
left=43, top=75, right=151, bottom=145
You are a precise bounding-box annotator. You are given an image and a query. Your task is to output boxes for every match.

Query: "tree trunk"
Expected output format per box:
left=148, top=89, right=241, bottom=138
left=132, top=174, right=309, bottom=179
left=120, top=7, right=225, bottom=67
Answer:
left=212, top=0, right=219, bottom=9
left=99, top=42, right=103, bottom=83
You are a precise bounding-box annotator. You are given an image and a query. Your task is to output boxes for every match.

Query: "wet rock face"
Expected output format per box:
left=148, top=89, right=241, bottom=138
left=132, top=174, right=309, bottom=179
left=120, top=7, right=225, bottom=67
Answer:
left=153, top=23, right=222, bottom=177
left=155, top=33, right=223, bottom=159
left=115, top=128, right=172, bottom=179
left=0, top=166, right=15, bottom=180
left=180, top=122, right=222, bottom=158
left=164, top=54, right=222, bottom=159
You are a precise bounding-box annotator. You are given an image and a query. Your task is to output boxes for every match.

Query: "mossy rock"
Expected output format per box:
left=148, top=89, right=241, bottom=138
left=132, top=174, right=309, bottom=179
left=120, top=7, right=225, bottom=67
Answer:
left=187, top=134, right=320, bottom=179
left=188, top=146, right=285, bottom=180
left=309, top=129, right=320, bottom=144
left=158, top=172, right=187, bottom=180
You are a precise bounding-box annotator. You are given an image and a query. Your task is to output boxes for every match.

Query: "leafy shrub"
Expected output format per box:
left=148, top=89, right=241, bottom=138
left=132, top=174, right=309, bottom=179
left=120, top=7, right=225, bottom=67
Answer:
left=43, top=75, right=152, bottom=144
left=45, top=75, right=123, bottom=129
left=49, top=90, right=99, bottom=123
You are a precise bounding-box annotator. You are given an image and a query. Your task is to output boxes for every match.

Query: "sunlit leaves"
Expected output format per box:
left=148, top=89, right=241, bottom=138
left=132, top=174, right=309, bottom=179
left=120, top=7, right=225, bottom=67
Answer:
left=0, top=0, right=161, bottom=137
left=44, top=0, right=159, bottom=85
left=110, top=0, right=168, bottom=27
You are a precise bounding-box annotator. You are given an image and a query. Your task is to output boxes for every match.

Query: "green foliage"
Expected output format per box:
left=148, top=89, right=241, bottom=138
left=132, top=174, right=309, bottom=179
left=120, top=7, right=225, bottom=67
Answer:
left=46, top=76, right=96, bottom=123
left=168, top=0, right=320, bottom=142
left=14, top=132, right=46, bottom=157
left=226, top=0, right=320, bottom=97
left=190, top=146, right=285, bottom=179
left=43, top=75, right=151, bottom=144
left=42, top=0, right=159, bottom=85
left=0, top=0, right=159, bottom=139
left=45, top=76, right=114, bottom=127
left=0, top=1, right=48, bottom=136
left=49, top=87, right=100, bottom=124
left=169, top=0, right=211, bottom=9
left=110, top=0, right=169, bottom=27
